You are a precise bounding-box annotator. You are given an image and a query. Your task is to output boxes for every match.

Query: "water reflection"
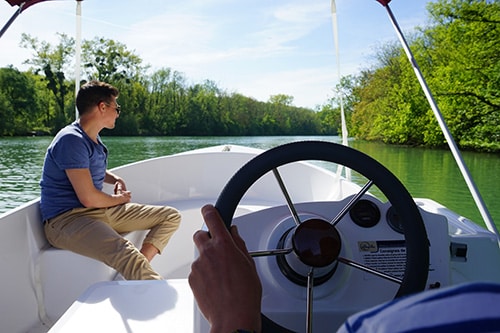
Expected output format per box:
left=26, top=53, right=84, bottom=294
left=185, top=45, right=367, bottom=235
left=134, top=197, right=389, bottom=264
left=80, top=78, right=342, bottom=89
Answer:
left=0, top=137, right=51, bottom=212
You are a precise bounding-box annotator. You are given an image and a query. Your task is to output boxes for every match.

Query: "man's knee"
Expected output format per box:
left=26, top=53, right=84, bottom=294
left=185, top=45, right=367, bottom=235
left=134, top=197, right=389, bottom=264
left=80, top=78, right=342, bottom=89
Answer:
left=161, top=206, right=181, bottom=228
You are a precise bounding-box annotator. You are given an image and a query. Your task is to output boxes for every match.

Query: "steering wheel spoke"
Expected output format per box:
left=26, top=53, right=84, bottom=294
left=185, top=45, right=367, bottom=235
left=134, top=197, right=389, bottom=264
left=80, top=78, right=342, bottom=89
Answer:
left=306, top=267, right=315, bottom=333
left=272, top=168, right=302, bottom=226
left=330, top=180, right=374, bottom=226
left=337, top=256, right=403, bottom=284
left=249, top=248, right=293, bottom=257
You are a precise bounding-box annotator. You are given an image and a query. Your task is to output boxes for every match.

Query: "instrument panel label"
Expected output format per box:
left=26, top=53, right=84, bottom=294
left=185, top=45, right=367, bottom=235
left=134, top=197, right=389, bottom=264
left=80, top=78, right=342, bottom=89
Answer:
left=358, top=240, right=406, bottom=279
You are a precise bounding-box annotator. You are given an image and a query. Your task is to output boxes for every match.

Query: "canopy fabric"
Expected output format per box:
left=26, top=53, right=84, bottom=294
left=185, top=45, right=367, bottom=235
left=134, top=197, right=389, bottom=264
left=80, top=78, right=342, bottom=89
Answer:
left=376, top=0, right=392, bottom=6
left=6, top=0, right=57, bottom=12
left=1, top=0, right=79, bottom=39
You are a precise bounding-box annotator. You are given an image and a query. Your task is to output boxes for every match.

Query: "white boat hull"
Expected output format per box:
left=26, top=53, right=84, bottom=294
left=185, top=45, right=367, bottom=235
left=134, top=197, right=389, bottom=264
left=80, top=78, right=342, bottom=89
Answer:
left=1, top=144, right=499, bottom=332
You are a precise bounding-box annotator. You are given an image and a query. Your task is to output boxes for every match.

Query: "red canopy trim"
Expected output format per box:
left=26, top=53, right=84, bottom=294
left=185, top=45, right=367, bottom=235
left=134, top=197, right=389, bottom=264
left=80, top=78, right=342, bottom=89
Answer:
left=7, top=0, right=52, bottom=11
left=2, top=0, right=81, bottom=39
left=376, top=0, right=392, bottom=6
left=6, top=0, right=56, bottom=12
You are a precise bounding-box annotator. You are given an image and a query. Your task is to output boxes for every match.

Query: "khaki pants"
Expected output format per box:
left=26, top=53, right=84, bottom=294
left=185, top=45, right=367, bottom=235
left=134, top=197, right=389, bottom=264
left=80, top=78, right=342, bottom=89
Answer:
left=44, top=203, right=181, bottom=280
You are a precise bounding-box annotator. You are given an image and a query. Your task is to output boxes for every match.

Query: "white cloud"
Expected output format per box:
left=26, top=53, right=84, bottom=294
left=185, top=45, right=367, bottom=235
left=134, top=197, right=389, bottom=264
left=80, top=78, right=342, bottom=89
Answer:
left=0, top=0, right=433, bottom=108
left=227, top=66, right=337, bottom=109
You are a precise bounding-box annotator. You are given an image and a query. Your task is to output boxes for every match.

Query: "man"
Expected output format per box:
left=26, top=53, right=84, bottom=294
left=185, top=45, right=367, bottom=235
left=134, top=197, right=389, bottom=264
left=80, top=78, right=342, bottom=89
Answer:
left=40, top=80, right=181, bottom=280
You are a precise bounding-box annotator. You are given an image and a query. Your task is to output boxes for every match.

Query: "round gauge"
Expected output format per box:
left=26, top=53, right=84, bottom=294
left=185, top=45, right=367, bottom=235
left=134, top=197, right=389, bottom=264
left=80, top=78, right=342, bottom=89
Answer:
left=387, top=205, right=405, bottom=234
left=349, top=199, right=381, bottom=228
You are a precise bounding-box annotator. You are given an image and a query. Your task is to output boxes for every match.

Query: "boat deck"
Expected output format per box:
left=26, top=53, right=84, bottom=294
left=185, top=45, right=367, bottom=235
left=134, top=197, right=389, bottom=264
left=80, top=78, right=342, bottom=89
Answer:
left=49, top=279, right=195, bottom=333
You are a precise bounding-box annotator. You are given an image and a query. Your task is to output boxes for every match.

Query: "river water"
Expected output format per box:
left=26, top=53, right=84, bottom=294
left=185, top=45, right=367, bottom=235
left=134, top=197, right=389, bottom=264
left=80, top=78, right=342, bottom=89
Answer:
left=0, top=135, right=498, bottom=230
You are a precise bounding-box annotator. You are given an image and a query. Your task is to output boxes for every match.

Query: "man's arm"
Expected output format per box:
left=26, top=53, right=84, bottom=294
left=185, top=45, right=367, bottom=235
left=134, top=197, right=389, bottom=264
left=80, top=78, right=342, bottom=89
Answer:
left=66, top=168, right=131, bottom=208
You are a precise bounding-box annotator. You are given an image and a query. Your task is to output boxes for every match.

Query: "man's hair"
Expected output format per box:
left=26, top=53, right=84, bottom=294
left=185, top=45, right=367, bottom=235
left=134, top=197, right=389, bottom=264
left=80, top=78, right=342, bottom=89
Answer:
left=76, top=80, right=119, bottom=116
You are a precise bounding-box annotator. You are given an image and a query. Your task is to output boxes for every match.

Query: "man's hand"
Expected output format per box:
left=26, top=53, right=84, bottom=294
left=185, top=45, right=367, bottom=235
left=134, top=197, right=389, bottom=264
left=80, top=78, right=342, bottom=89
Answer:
left=113, top=177, right=127, bottom=192
left=113, top=181, right=131, bottom=201
left=114, top=181, right=129, bottom=194
left=189, top=205, right=262, bottom=333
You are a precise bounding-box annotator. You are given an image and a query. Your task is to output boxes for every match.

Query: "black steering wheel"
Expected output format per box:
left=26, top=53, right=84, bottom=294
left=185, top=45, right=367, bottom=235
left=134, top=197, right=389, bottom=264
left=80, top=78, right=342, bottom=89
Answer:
left=215, top=141, right=429, bottom=332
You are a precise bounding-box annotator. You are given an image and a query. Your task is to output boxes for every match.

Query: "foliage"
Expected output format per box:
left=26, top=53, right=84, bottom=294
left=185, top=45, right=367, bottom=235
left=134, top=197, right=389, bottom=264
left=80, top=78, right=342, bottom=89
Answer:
left=348, top=0, right=499, bottom=152
left=316, top=75, right=359, bottom=136
left=424, top=0, right=500, bottom=151
left=1, top=33, right=324, bottom=138
left=0, top=66, right=43, bottom=135
left=20, top=33, right=74, bottom=131
left=82, top=37, right=148, bottom=83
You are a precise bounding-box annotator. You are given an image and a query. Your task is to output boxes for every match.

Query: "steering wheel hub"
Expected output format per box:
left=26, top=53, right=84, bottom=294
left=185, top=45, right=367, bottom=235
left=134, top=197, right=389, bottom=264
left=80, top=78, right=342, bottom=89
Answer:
left=293, top=218, right=341, bottom=267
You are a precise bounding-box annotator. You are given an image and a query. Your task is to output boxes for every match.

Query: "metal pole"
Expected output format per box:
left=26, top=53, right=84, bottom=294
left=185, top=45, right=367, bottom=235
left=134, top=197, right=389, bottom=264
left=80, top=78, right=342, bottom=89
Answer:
left=331, top=0, right=351, bottom=180
left=330, top=0, right=348, bottom=147
left=74, top=0, right=83, bottom=120
left=0, top=3, right=25, bottom=39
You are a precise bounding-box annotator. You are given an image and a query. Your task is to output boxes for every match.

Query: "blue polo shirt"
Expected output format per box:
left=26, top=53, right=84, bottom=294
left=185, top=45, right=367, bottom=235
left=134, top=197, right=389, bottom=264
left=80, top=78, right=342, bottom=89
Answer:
left=40, top=121, right=108, bottom=221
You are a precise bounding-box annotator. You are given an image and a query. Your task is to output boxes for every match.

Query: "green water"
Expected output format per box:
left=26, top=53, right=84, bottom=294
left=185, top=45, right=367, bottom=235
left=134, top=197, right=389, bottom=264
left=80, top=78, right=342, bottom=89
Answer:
left=0, top=136, right=498, bottom=231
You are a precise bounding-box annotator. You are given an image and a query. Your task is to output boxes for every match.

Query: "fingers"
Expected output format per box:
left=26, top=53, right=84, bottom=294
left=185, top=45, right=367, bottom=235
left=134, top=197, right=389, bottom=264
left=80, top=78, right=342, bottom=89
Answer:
left=114, top=182, right=120, bottom=194
left=194, top=205, right=251, bottom=258
left=201, top=204, right=230, bottom=240
left=192, top=205, right=226, bottom=250
left=114, top=180, right=125, bottom=189
left=192, top=229, right=211, bottom=248
left=120, top=180, right=127, bottom=191
left=120, top=190, right=132, bottom=199
left=230, top=225, right=250, bottom=255
left=114, top=181, right=131, bottom=199
left=113, top=190, right=131, bottom=204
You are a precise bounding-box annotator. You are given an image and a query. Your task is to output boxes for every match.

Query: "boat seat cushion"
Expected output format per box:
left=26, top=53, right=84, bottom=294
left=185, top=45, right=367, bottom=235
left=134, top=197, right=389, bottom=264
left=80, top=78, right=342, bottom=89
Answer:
left=39, top=230, right=148, bottom=322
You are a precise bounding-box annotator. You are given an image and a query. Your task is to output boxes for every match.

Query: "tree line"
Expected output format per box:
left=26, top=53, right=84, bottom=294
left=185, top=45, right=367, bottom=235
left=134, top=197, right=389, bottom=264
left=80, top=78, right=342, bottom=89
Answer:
left=0, top=35, right=331, bottom=137
left=0, top=0, right=497, bottom=152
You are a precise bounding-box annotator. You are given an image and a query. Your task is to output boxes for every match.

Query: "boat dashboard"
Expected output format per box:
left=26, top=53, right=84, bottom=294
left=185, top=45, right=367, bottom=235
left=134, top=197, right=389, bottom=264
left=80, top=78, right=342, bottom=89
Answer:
left=49, top=196, right=500, bottom=333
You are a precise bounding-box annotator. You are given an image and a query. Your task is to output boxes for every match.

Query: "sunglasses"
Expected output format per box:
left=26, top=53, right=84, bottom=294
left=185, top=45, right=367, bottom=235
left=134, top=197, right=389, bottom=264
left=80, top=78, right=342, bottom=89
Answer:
left=104, top=102, right=121, bottom=115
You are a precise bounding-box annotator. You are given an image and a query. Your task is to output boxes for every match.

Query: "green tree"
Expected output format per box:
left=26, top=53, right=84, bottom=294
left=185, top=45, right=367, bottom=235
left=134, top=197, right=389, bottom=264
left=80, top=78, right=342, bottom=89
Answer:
left=82, top=37, right=147, bottom=83
left=20, top=33, right=74, bottom=130
left=143, top=68, right=176, bottom=135
left=424, top=0, right=500, bottom=151
left=319, top=75, right=359, bottom=135
left=268, top=94, right=294, bottom=106
left=0, top=67, right=42, bottom=135
left=349, top=0, right=499, bottom=151
left=268, top=94, right=297, bottom=134
left=317, top=104, right=340, bottom=135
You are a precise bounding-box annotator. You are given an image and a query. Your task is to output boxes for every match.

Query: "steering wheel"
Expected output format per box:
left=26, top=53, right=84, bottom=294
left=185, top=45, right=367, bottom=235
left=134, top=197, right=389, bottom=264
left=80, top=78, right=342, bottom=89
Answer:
left=215, top=141, right=429, bottom=332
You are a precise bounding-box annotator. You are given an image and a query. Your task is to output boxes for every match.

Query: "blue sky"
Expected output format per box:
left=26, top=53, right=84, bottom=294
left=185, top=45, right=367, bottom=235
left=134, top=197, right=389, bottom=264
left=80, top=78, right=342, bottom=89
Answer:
left=0, top=0, right=434, bottom=109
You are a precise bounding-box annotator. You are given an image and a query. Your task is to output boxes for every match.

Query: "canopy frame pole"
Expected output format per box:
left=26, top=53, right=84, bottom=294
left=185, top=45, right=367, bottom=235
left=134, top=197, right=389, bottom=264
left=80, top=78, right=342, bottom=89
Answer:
left=331, top=0, right=351, bottom=181
left=0, top=2, right=25, bottom=39
left=74, top=0, right=83, bottom=120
